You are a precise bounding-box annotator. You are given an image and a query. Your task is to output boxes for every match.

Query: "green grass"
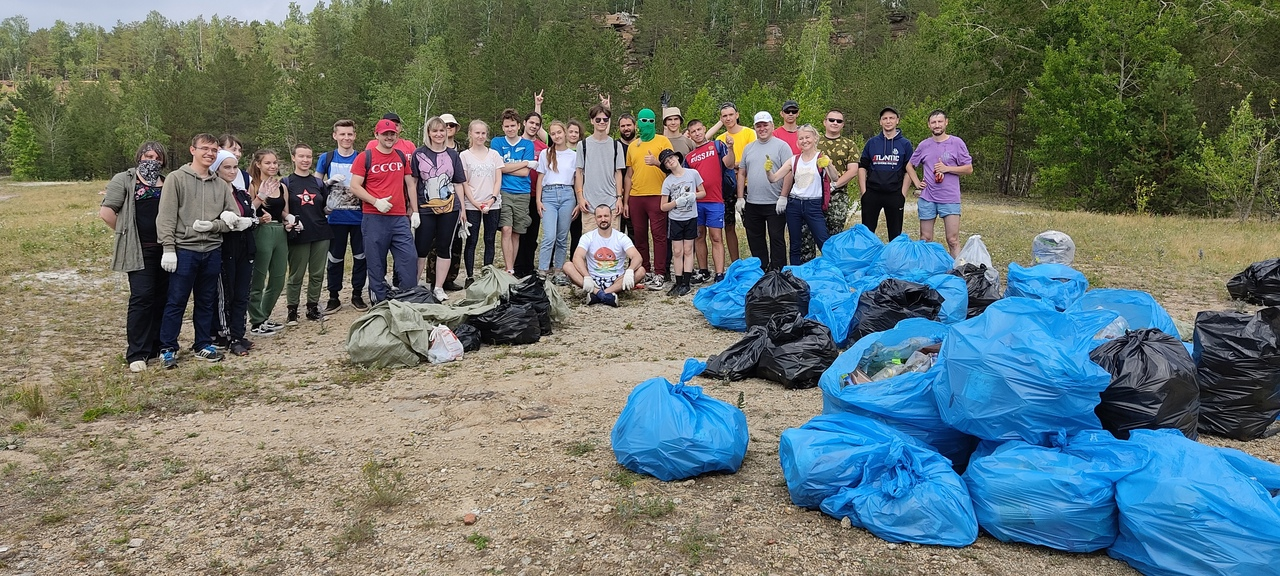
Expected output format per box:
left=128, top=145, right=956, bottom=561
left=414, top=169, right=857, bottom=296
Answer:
left=614, top=495, right=676, bottom=529
left=565, top=441, right=596, bottom=457
left=466, top=532, right=491, bottom=551
left=606, top=469, right=643, bottom=488
left=360, top=459, right=408, bottom=510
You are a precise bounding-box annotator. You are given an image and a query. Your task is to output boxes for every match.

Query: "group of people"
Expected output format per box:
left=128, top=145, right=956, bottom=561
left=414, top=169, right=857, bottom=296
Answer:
left=100, top=94, right=972, bottom=371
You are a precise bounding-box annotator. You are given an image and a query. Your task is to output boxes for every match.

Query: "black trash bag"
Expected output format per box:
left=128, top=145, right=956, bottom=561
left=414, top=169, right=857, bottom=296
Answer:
left=755, top=313, right=841, bottom=389
left=509, top=276, right=553, bottom=335
left=852, top=278, right=943, bottom=341
left=1089, top=328, right=1200, bottom=440
left=470, top=302, right=541, bottom=345
left=1193, top=308, right=1280, bottom=440
left=454, top=323, right=482, bottom=352
left=745, top=271, right=810, bottom=329
left=387, top=285, right=439, bottom=304
left=704, top=326, right=769, bottom=381
left=1227, top=258, right=1280, bottom=306
left=950, top=263, right=1002, bottom=318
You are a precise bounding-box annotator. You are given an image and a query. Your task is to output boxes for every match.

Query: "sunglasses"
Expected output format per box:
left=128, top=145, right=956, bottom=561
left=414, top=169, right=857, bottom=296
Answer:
left=592, top=117, right=610, bottom=123
left=826, top=118, right=844, bottom=123
left=783, top=109, right=799, bottom=114
left=446, top=123, right=459, bottom=128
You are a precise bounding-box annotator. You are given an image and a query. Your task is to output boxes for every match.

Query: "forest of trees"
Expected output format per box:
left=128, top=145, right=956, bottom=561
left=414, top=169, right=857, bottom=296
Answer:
left=0, top=0, right=1277, bottom=218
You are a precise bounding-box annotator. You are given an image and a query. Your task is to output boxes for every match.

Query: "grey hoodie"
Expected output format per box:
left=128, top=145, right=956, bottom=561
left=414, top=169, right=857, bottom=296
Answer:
left=156, top=163, right=238, bottom=253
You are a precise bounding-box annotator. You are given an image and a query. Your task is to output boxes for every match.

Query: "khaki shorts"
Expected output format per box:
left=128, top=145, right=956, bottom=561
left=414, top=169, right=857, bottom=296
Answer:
left=499, top=191, right=532, bottom=234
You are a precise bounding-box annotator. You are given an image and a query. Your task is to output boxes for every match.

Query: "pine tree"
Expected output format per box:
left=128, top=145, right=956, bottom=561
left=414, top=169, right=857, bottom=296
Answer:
left=3, top=109, right=42, bottom=180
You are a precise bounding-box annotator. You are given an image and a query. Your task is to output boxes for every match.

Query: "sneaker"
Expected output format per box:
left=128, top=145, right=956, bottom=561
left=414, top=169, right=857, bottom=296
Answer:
left=128, top=360, right=147, bottom=373
left=598, top=291, right=619, bottom=307
left=306, top=303, right=324, bottom=321
left=211, top=335, right=232, bottom=350
left=673, top=283, right=692, bottom=297
left=325, top=297, right=342, bottom=314
left=351, top=295, right=369, bottom=311
left=646, top=274, right=666, bottom=291
left=551, top=273, right=570, bottom=287
left=263, top=319, right=284, bottom=330
left=433, top=286, right=449, bottom=302
left=587, top=289, right=603, bottom=305
left=667, top=277, right=681, bottom=297
left=250, top=323, right=278, bottom=336
left=193, top=345, right=224, bottom=362
left=286, top=306, right=299, bottom=326
left=691, top=270, right=711, bottom=285
left=240, top=338, right=255, bottom=350
left=714, top=273, right=726, bottom=283
left=442, top=280, right=465, bottom=292
left=230, top=340, right=250, bottom=357
left=161, top=350, right=178, bottom=370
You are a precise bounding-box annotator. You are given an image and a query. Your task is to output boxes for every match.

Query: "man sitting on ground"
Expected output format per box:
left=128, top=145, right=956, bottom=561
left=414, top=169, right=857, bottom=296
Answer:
left=562, top=204, right=646, bottom=307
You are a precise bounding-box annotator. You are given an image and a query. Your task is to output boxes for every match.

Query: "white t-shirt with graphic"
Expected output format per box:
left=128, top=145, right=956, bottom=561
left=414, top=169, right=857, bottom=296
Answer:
left=790, top=154, right=823, bottom=200
left=579, top=229, right=634, bottom=279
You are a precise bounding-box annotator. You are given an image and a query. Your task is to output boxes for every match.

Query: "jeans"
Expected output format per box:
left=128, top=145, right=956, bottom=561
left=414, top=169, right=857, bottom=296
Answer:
left=327, top=223, right=366, bottom=299
left=362, top=213, right=417, bottom=302
left=215, top=247, right=253, bottom=342
left=538, top=184, right=576, bottom=271
left=464, top=209, right=500, bottom=278
left=160, top=247, right=222, bottom=352
left=125, top=245, right=168, bottom=362
left=743, top=202, right=787, bottom=271
left=628, top=195, right=668, bottom=274
left=786, top=197, right=829, bottom=265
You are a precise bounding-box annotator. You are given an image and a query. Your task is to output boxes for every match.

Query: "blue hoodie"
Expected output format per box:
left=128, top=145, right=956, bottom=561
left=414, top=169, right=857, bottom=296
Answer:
left=858, top=130, right=914, bottom=195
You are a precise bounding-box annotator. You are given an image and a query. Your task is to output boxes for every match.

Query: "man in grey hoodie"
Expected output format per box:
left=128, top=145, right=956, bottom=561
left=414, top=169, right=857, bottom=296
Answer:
left=156, top=133, right=250, bottom=368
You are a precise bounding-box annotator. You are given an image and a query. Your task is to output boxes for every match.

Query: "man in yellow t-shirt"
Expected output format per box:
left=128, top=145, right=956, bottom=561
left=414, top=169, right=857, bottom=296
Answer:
left=711, top=102, right=755, bottom=263
left=623, top=108, right=673, bottom=290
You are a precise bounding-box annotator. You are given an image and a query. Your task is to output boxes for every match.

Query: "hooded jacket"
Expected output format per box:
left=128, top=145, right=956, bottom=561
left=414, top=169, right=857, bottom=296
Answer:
left=156, top=163, right=239, bottom=253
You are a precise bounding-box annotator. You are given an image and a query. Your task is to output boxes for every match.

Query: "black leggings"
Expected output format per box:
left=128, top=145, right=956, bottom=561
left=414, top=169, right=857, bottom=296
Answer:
left=415, top=210, right=461, bottom=258
left=861, top=190, right=906, bottom=241
left=464, top=209, right=500, bottom=277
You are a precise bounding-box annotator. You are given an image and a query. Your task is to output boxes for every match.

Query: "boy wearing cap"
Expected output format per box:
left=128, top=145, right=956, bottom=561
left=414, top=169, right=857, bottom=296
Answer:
left=350, top=118, right=419, bottom=303
left=772, top=100, right=802, bottom=154
left=658, top=149, right=705, bottom=296
left=857, top=107, right=914, bottom=242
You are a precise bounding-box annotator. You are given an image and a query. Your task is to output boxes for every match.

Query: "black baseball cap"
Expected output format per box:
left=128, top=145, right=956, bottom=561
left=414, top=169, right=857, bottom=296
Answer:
left=719, top=101, right=737, bottom=111
left=879, top=107, right=900, bottom=118
left=782, top=100, right=800, bottom=112
left=382, top=112, right=403, bottom=124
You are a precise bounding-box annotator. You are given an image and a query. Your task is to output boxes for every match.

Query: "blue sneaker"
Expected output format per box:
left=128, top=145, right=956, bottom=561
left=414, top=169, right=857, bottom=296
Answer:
left=588, top=289, right=603, bottom=305
left=161, top=349, right=178, bottom=370
left=598, top=291, right=619, bottom=307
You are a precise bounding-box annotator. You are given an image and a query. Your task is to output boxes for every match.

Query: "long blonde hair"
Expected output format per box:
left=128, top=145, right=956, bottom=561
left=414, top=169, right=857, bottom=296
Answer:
left=248, top=149, right=278, bottom=196
left=546, top=121, right=567, bottom=174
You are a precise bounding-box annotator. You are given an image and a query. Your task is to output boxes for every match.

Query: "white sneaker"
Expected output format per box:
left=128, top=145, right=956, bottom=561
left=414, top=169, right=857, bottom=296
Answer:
left=129, top=360, right=147, bottom=373
left=433, top=286, right=449, bottom=302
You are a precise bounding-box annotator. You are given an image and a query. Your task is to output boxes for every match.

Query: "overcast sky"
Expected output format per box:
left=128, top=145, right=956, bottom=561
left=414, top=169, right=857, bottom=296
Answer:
left=1, top=1, right=324, bottom=30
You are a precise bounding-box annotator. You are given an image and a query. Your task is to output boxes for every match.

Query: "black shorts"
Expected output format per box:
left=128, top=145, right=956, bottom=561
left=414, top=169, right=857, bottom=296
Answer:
left=724, top=195, right=737, bottom=225
left=415, top=210, right=461, bottom=258
left=669, top=217, right=698, bottom=241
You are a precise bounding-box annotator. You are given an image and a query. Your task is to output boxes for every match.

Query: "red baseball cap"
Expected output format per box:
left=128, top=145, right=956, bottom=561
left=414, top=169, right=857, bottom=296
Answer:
left=375, top=119, right=399, bottom=134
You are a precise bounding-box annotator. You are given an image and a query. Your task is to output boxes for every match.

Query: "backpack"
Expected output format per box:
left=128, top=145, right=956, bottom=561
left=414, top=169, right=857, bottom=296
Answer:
left=582, top=137, right=623, bottom=171
left=358, top=148, right=411, bottom=210
left=792, top=152, right=832, bottom=211
left=714, top=140, right=737, bottom=197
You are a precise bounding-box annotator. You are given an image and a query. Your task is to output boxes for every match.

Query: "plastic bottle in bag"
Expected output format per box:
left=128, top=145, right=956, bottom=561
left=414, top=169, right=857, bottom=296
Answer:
left=871, top=359, right=908, bottom=381
left=1094, top=315, right=1130, bottom=341
left=904, top=350, right=933, bottom=373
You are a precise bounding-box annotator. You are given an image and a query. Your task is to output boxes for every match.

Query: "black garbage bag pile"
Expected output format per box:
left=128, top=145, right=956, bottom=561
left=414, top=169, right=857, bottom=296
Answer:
left=453, top=323, right=482, bottom=352
left=1227, top=258, right=1280, bottom=306
left=949, top=264, right=1002, bottom=318
left=509, top=275, right=554, bottom=335
left=470, top=302, right=541, bottom=345
left=1089, top=328, right=1200, bottom=439
left=1193, top=308, right=1280, bottom=440
left=745, top=271, right=810, bottom=329
left=852, top=278, right=943, bottom=341
left=705, top=313, right=838, bottom=389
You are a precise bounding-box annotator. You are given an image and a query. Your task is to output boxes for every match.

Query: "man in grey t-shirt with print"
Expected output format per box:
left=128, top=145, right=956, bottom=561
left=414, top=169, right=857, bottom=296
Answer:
left=576, top=103, right=626, bottom=229
left=735, top=111, right=793, bottom=271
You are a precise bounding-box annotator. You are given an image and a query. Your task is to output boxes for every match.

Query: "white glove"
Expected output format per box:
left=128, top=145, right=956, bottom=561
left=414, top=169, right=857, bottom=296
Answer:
left=582, top=276, right=598, bottom=294
left=285, top=214, right=296, bottom=225
left=735, top=198, right=746, bottom=222
left=161, top=252, right=177, bottom=273
left=256, top=189, right=270, bottom=201
left=457, top=220, right=471, bottom=240
left=526, top=160, right=539, bottom=169
left=677, top=195, right=694, bottom=209
left=220, top=210, right=238, bottom=228
left=374, top=198, right=392, bottom=213
left=192, top=220, right=214, bottom=232
left=327, top=174, right=346, bottom=184
left=775, top=196, right=788, bottom=214
left=294, top=221, right=305, bottom=232
left=235, top=217, right=254, bottom=231
left=410, top=212, right=421, bottom=229
left=623, top=269, right=635, bottom=290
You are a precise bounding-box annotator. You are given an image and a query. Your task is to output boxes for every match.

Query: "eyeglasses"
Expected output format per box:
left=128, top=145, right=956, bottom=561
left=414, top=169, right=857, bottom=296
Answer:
left=194, top=146, right=219, bottom=153
left=826, top=118, right=844, bottom=124
left=592, top=117, right=610, bottom=123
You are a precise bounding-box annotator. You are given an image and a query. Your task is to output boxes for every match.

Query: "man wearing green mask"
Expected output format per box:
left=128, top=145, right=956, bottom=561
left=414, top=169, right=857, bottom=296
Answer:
left=623, top=108, right=673, bottom=290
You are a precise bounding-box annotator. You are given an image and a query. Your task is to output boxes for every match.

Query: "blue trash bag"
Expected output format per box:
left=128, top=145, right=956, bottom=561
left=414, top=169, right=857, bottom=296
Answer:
left=963, top=430, right=1151, bottom=553
left=819, top=438, right=978, bottom=547
left=1108, top=429, right=1280, bottom=576
left=693, top=257, right=765, bottom=331
left=1068, top=288, right=1180, bottom=339
left=1005, top=262, right=1089, bottom=311
left=819, top=318, right=977, bottom=466
left=822, top=224, right=885, bottom=280
left=934, top=297, right=1118, bottom=443
left=786, top=257, right=858, bottom=346
left=779, top=413, right=931, bottom=509
left=611, top=359, right=749, bottom=481
left=868, top=234, right=955, bottom=282
left=923, top=273, right=969, bottom=324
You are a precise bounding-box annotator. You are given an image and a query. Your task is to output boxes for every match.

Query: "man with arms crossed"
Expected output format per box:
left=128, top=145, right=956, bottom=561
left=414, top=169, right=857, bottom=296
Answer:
left=492, top=108, right=538, bottom=274
left=908, top=109, right=972, bottom=257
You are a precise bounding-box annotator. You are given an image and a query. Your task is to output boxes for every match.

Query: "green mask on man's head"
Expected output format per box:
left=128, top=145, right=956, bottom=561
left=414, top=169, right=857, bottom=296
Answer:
left=637, top=108, right=657, bottom=142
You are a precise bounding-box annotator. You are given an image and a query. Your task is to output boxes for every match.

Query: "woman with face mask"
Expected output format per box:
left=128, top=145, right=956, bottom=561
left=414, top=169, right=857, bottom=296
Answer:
left=211, top=150, right=258, bottom=356
left=99, top=142, right=170, bottom=372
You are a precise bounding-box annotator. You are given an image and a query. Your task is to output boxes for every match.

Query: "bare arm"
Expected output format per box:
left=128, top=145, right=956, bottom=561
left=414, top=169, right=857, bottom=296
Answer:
left=695, top=183, right=706, bottom=201
left=705, top=121, right=724, bottom=141
left=624, top=247, right=644, bottom=272
left=99, top=206, right=118, bottom=230
left=736, top=165, right=746, bottom=200
left=766, top=160, right=793, bottom=184
left=575, top=168, right=588, bottom=211
left=780, top=171, right=794, bottom=199
left=833, top=161, right=858, bottom=189
left=501, top=161, right=530, bottom=176
left=721, top=142, right=736, bottom=170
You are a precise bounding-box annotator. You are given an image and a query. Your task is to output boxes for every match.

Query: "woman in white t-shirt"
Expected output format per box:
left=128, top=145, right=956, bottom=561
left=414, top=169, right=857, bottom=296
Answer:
left=535, top=121, right=579, bottom=283
left=459, top=119, right=504, bottom=285
left=767, top=124, right=836, bottom=265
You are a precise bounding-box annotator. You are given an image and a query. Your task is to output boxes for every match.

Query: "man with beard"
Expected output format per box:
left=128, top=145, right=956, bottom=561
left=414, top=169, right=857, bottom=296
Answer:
left=908, top=109, right=972, bottom=257
left=562, top=204, right=645, bottom=307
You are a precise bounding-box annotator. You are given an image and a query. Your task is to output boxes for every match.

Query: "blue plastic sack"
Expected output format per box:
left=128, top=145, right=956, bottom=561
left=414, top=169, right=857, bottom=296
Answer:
left=822, top=224, right=884, bottom=280
left=693, top=257, right=764, bottom=331
left=819, top=439, right=978, bottom=547
left=1068, top=288, right=1180, bottom=339
left=819, top=319, right=977, bottom=466
left=868, top=234, right=955, bottom=282
left=611, top=359, right=749, bottom=481
left=934, top=297, right=1118, bottom=443
left=1109, top=429, right=1280, bottom=576
left=779, top=413, right=922, bottom=509
left=963, top=430, right=1150, bottom=552
left=786, top=257, right=858, bottom=346
left=1005, top=262, right=1088, bottom=311
left=923, top=273, right=969, bottom=324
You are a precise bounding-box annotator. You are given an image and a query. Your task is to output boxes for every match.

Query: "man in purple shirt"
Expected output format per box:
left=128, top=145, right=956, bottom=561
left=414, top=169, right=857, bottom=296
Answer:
left=908, top=109, right=973, bottom=257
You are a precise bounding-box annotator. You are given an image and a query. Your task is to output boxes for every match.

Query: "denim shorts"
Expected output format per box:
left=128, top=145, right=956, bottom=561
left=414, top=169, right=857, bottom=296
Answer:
left=917, top=198, right=961, bottom=220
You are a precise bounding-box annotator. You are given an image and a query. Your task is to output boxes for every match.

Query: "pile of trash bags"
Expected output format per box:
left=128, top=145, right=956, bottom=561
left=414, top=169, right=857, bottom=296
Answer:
left=1227, top=258, right=1280, bottom=306
left=703, top=312, right=839, bottom=389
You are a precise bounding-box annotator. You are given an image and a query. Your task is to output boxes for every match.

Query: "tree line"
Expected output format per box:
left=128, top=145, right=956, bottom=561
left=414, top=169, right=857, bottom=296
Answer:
left=0, top=0, right=1277, bottom=218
